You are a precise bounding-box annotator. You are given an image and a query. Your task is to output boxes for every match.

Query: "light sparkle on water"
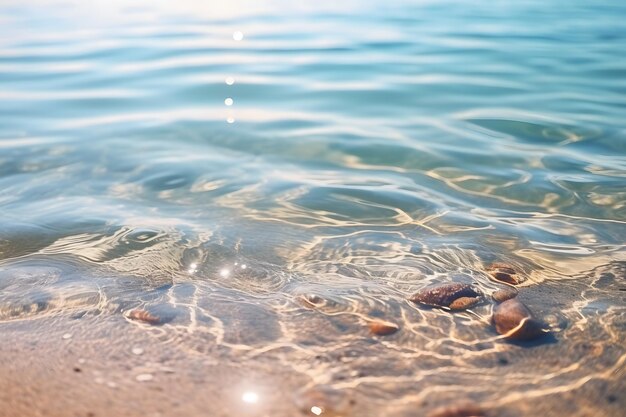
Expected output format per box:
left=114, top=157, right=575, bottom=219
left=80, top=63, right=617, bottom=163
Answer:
left=242, top=391, right=258, bottom=404
left=311, top=406, right=323, bottom=415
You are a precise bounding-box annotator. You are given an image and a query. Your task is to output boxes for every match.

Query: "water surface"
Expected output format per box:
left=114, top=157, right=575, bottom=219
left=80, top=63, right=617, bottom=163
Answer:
left=0, top=1, right=625, bottom=416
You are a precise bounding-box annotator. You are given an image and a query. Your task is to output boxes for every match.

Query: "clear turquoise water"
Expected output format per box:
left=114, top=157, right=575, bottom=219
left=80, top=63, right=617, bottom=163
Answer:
left=0, top=1, right=625, bottom=415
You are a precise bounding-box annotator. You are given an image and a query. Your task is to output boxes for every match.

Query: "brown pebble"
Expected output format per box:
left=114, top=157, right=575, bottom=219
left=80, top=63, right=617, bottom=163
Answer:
left=428, top=402, right=485, bottom=417
left=487, top=263, right=523, bottom=285
left=368, top=320, right=399, bottom=336
left=492, top=299, right=548, bottom=340
left=409, top=283, right=482, bottom=309
left=488, top=263, right=517, bottom=275
left=492, top=287, right=518, bottom=302
left=127, top=309, right=160, bottom=325
left=492, top=271, right=521, bottom=285
left=448, top=297, right=480, bottom=310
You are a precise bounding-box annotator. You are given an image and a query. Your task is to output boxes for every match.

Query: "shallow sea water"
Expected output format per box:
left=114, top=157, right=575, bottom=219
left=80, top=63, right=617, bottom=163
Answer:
left=0, top=1, right=625, bottom=416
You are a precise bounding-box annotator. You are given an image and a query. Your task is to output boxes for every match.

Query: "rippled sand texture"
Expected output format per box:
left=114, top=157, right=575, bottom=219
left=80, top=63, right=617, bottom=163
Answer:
left=1, top=0, right=626, bottom=416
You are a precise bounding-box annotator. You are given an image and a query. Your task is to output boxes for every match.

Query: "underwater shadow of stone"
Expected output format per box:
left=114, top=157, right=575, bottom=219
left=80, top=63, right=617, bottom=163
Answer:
left=505, top=331, right=558, bottom=348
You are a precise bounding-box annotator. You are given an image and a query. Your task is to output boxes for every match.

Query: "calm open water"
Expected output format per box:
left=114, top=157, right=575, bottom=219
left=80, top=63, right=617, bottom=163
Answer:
left=0, top=1, right=625, bottom=416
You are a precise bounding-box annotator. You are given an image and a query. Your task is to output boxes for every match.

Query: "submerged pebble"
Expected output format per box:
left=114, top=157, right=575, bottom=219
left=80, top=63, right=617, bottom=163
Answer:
left=492, top=272, right=520, bottom=285
left=487, top=263, right=522, bottom=285
left=132, top=347, right=144, bottom=355
left=409, top=283, right=482, bottom=310
left=492, top=299, right=548, bottom=340
left=488, top=263, right=516, bottom=275
left=492, top=287, right=518, bottom=302
left=368, top=320, right=399, bottom=336
left=127, top=309, right=160, bottom=325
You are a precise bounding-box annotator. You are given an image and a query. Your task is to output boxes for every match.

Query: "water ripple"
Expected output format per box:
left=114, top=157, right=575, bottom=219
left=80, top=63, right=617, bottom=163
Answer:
left=1, top=0, right=626, bottom=415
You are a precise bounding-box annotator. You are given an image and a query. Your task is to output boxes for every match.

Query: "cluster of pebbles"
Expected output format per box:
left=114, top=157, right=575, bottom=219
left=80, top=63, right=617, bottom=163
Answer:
left=116, top=261, right=570, bottom=417
left=293, top=262, right=552, bottom=416
left=406, top=262, right=549, bottom=341
left=124, top=262, right=550, bottom=343
left=366, top=262, right=549, bottom=341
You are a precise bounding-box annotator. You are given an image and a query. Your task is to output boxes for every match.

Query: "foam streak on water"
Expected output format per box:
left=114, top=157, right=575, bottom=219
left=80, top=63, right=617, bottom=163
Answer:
left=0, top=1, right=625, bottom=416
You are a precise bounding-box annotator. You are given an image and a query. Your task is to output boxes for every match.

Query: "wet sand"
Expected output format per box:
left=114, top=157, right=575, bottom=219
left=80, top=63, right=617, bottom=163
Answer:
left=1, top=262, right=624, bottom=417
left=0, top=315, right=308, bottom=417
